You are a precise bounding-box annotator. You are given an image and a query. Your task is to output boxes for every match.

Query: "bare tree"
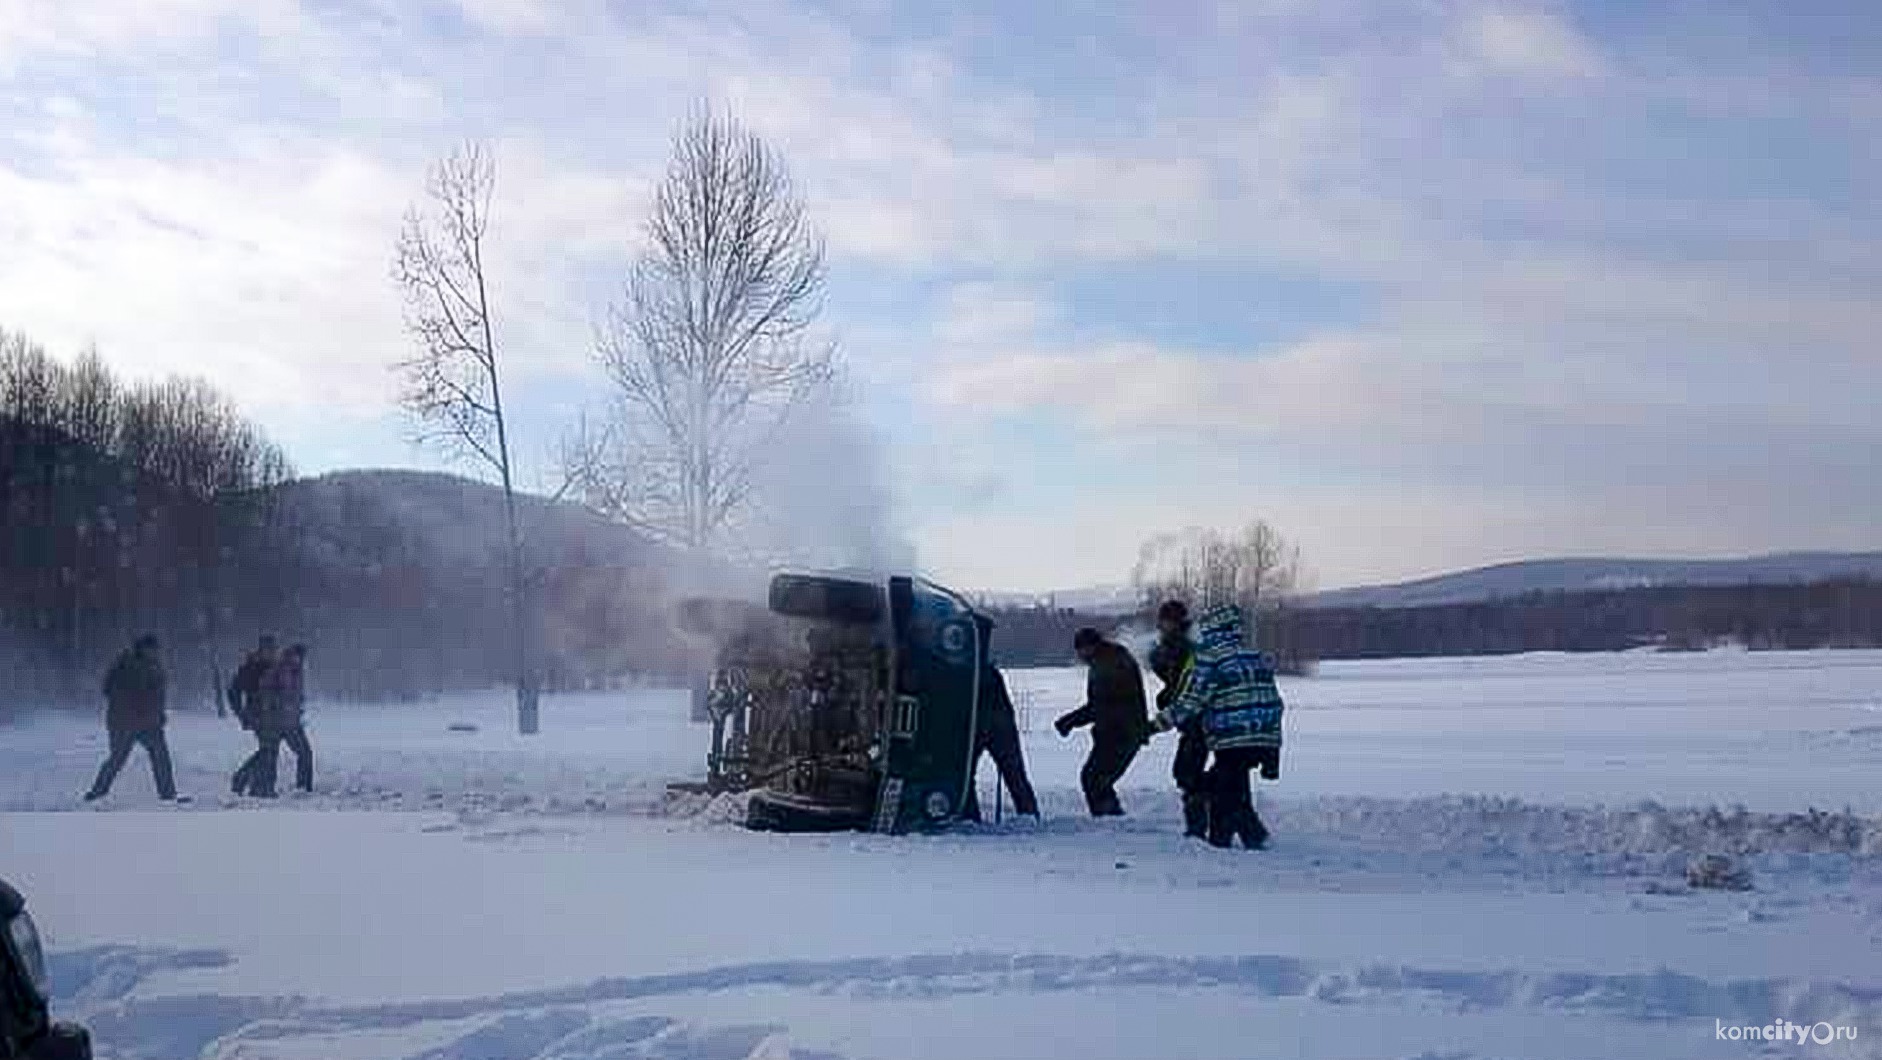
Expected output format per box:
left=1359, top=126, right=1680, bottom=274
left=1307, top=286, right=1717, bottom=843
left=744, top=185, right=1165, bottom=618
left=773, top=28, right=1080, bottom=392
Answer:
left=1131, top=520, right=1303, bottom=640
left=568, top=107, right=835, bottom=557
left=391, top=143, right=539, bottom=734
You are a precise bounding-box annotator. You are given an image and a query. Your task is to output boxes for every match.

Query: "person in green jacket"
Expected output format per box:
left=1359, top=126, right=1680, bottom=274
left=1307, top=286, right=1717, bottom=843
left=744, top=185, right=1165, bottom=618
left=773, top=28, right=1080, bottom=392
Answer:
left=1148, top=600, right=1207, bottom=838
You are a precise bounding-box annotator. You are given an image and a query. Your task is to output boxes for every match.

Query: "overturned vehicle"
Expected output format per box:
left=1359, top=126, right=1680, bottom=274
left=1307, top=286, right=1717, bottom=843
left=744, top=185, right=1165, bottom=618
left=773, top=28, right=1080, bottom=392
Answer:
left=672, top=572, right=986, bottom=834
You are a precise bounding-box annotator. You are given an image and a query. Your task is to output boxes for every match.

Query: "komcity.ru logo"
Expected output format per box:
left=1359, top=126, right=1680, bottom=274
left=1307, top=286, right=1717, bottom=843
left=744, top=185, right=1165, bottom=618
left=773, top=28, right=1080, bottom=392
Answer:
left=1717, top=1019, right=1859, bottom=1046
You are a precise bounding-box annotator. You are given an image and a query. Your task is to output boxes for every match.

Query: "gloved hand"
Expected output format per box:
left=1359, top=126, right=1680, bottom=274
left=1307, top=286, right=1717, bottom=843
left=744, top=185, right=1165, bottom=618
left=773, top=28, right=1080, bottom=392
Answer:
left=1053, top=714, right=1075, bottom=737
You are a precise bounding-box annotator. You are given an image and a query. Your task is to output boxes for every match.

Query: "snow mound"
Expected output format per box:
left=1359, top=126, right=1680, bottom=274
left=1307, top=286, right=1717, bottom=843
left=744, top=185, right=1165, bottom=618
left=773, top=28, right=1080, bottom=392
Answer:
left=1686, top=854, right=1754, bottom=891
left=698, top=791, right=754, bottom=826
left=655, top=788, right=754, bottom=827
left=1275, top=795, right=1882, bottom=858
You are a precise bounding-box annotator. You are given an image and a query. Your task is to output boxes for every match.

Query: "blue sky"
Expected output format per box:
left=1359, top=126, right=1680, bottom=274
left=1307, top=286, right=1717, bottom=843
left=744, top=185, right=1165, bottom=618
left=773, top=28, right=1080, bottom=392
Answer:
left=1, top=0, right=1877, bottom=593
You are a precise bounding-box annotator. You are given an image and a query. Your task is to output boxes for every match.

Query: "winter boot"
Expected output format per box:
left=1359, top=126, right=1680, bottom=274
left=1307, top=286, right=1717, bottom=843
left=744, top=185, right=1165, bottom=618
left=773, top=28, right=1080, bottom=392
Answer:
left=1240, top=812, right=1270, bottom=851
left=1206, top=807, right=1236, bottom=847
left=1181, top=792, right=1210, bottom=839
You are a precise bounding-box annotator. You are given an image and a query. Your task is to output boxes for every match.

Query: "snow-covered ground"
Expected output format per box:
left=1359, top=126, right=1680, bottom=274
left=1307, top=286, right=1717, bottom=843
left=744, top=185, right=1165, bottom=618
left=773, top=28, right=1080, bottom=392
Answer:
left=4, top=649, right=1881, bottom=1059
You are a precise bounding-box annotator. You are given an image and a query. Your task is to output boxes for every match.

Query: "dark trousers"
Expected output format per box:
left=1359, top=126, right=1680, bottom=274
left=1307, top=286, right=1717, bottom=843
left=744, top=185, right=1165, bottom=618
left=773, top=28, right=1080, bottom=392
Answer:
left=239, top=726, right=313, bottom=796
left=231, top=731, right=265, bottom=794
left=1079, top=735, right=1141, bottom=817
left=1173, top=723, right=1210, bottom=837
left=87, top=727, right=176, bottom=800
left=962, top=719, right=1040, bottom=820
left=1203, top=746, right=1271, bottom=849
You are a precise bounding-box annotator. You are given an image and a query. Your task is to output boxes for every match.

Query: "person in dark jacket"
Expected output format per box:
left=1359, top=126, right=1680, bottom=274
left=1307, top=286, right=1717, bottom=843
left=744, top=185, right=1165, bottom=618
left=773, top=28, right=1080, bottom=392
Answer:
left=961, top=615, right=1040, bottom=821
left=1149, top=600, right=1208, bottom=839
left=83, top=635, right=177, bottom=802
left=1149, top=604, right=1284, bottom=849
left=247, top=644, right=312, bottom=797
left=227, top=635, right=279, bottom=796
left=1054, top=627, right=1150, bottom=817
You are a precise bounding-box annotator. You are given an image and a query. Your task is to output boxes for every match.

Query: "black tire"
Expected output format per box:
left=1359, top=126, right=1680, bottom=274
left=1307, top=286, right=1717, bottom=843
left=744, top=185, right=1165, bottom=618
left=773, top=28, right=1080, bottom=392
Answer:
left=745, top=790, right=871, bottom=833
left=768, top=574, right=885, bottom=625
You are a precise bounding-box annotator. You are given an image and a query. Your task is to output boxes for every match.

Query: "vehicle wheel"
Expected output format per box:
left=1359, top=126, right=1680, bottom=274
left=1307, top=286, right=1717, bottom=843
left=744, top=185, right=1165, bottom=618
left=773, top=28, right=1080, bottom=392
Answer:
left=767, top=574, right=885, bottom=625
left=745, top=790, right=870, bottom=833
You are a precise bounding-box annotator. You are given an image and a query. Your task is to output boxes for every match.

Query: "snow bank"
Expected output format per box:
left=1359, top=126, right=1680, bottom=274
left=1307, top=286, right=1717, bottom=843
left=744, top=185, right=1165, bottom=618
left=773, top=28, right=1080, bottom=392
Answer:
left=1272, top=795, right=1882, bottom=860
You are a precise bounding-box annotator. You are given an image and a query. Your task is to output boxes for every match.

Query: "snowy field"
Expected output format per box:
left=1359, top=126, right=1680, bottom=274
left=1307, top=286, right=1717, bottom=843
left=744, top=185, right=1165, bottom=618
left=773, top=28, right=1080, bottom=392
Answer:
left=4, top=649, right=1881, bottom=1059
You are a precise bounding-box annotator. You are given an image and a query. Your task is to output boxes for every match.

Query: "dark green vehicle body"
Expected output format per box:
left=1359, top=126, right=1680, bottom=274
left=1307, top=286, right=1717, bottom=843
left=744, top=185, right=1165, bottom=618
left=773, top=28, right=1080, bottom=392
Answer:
left=1, top=879, right=92, bottom=1060
left=871, top=576, right=982, bottom=833
left=676, top=571, right=983, bottom=834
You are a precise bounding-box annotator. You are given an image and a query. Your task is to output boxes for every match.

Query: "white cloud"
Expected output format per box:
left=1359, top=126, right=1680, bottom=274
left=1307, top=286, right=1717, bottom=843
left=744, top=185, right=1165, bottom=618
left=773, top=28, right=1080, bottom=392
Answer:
left=933, top=284, right=1056, bottom=346
left=926, top=244, right=1882, bottom=446
left=926, top=334, right=1476, bottom=444
left=0, top=0, right=302, bottom=67
left=913, top=508, right=1159, bottom=595
left=0, top=136, right=401, bottom=411
left=1459, top=5, right=1604, bottom=80
left=448, top=0, right=568, bottom=35
left=0, top=120, right=645, bottom=415
left=909, top=230, right=1882, bottom=587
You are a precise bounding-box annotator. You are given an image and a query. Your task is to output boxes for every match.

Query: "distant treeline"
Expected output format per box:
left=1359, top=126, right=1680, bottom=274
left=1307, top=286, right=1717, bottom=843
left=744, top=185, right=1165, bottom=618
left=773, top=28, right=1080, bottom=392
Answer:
left=1283, top=579, right=1882, bottom=658
left=979, top=605, right=1103, bottom=668
left=982, top=579, right=1882, bottom=669
left=2, top=330, right=290, bottom=710
left=2, top=330, right=696, bottom=716
left=978, top=603, right=1315, bottom=673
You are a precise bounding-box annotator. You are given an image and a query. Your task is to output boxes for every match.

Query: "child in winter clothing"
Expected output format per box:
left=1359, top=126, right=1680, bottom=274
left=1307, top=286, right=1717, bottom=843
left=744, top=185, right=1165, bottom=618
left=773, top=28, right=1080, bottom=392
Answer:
left=1149, top=605, right=1283, bottom=848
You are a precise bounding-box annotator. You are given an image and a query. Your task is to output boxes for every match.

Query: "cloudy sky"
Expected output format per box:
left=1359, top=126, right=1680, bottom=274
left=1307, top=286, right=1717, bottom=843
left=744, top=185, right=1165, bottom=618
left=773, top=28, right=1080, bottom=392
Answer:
left=2, top=0, right=1877, bottom=593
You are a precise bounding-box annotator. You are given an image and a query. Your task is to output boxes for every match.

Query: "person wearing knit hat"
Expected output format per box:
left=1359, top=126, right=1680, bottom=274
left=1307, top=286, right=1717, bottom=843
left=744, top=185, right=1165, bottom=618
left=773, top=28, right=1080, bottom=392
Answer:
left=1054, top=627, right=1151, bottom=817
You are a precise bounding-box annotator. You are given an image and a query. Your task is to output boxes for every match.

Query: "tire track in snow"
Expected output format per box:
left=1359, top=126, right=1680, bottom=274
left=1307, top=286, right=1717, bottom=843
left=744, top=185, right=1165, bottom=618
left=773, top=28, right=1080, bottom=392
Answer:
left=58, top=947, right=1882, bottom=1060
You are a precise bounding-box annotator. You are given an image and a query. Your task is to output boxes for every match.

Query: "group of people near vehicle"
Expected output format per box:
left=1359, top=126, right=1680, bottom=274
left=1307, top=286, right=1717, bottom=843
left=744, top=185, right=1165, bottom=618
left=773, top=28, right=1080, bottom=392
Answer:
left=80, top=603, right=1280, bottom=843
left=82, top=633, right=314, bottom=803
left=967, top=598, right=1285, bottom=850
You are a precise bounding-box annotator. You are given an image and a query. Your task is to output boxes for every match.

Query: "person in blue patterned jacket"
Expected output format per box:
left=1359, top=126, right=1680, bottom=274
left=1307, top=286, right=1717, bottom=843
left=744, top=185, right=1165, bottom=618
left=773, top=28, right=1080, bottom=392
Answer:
left=1148, top=603, right=1282, bottom=849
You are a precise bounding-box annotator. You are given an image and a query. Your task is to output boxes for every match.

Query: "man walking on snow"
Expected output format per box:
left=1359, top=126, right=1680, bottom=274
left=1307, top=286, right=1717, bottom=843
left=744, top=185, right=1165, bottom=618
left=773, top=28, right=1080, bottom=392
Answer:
left=1054, top=627, right=1151, bottom=817
left=84, top=634, right=178, bottom=802
left=1149, top=600, right=1208, bottom=839
left=247, top=643, right=313, bottom=797
left=227, top=634, right=279, bottom=796
left=271, top=643, right=315, bottom=794
left=1147, top=604, right=1283, bottom=849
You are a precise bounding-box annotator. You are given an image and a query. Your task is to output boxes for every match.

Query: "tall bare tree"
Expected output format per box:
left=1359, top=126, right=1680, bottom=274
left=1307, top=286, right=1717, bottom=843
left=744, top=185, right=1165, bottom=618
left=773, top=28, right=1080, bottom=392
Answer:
left=1131, top=520, right=1303, bottom=641
left=568, top=107, right=834, bottom=557
left=392, top=143, right=539, bottom=733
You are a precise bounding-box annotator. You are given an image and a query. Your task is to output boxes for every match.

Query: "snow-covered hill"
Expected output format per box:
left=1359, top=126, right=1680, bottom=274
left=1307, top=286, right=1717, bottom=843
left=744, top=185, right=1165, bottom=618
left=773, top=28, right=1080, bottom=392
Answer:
left=1304, top=550, right=1882, bottom=610
left=967, top=551, right=1882, bottom=618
